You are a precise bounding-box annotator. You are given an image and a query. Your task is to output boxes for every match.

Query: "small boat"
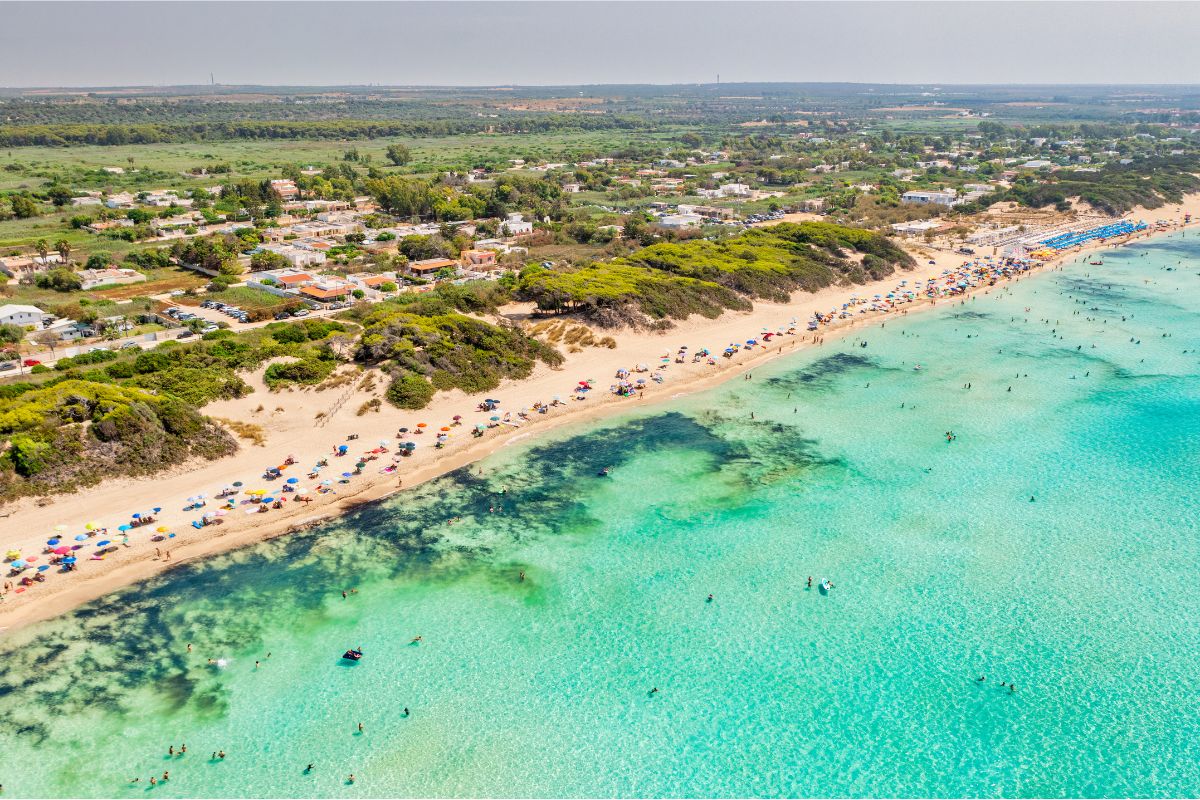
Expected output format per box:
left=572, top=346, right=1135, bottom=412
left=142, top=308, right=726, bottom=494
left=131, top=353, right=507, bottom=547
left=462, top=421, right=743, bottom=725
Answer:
left=597, top=467, right=611, bottom=477
left=342, top=648, right=363, bottom=661
left=819, top=579, right=833, bottom=593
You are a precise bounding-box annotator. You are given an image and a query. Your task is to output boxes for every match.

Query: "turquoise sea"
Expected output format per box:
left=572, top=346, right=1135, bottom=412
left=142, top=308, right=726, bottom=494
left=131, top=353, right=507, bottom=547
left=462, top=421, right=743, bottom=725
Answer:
left=3, top=233, right=1200, bottom=798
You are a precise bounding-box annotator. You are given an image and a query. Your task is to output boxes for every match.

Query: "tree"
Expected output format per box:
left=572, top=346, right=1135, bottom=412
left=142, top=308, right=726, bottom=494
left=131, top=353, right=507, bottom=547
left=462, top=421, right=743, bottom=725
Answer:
left=11, top=194, right=39, bottom=219
left=54, top=239, right=72, bottom=264
left=386, top=144, right=412, bottom=167
left=0, top=323, right=23, bottom=345
left=47, top=185, right=74, bottom=207
left=34, top=239, right=49, bottom=261
left=33, top=329, right=59, bottom=358
left=85, top=252, right=113, bottom=270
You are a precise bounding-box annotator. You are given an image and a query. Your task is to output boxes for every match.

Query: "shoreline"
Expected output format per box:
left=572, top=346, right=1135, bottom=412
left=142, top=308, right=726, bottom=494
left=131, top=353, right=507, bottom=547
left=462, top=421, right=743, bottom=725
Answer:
left=2, top=202, right=1197, bottom=634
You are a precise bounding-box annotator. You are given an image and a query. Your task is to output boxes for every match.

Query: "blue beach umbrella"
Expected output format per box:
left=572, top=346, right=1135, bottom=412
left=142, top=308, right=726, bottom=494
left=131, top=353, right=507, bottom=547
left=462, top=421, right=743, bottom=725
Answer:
left=47, top=538, right=60, bottom=546
left=287, top=477, right=299, bottom=484
left=118, top=525, right=132, bottom=532
left=11, top=560, right=26, bottom=569
left=153, top=507, right=162, bottom=513
left=37, top=565, right=50, bottom=572
left=62, top=556, right=77, bottom=564
left=342, top=472, right=353, bottom=478
left=132, top=513, right=141, bottom=518
left=96, top=540, right=111, bottom=547
left=74, top=534, right=88, bottom=541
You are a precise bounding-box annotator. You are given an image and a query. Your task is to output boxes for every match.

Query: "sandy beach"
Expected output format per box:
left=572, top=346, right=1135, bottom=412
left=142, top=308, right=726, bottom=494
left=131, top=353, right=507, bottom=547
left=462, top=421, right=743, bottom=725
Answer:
left=3, top=196, right=1197, bottom=632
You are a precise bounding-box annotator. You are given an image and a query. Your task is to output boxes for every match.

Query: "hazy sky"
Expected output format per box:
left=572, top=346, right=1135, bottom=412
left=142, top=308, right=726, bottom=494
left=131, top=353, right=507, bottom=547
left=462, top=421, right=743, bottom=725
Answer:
left=1, top=1, right=1198, bottom=88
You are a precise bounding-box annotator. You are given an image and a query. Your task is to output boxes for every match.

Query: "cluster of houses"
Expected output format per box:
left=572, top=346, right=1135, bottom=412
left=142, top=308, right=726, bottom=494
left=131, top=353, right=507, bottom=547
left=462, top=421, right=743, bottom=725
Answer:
left=0, top=302, right=135, bottom=343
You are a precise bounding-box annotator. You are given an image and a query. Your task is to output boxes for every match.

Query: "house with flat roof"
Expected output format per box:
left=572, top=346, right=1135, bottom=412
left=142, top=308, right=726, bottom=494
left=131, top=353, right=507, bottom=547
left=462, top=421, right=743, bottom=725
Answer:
left=408, top=257, right=459, bottom=278
left=0, top=253, right=63, bottom=279
left=901, top=190, right=958, bottom=207
left=78, top=268, right=147, bottom=290
left=459, top=249, right=499, bottom=270
left=500, top=214, right=533, bottom=237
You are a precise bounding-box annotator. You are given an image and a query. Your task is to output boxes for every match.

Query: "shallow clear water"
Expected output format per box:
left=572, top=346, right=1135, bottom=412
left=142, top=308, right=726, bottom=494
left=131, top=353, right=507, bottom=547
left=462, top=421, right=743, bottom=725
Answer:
left=3, top=235, right=1200, bottom=798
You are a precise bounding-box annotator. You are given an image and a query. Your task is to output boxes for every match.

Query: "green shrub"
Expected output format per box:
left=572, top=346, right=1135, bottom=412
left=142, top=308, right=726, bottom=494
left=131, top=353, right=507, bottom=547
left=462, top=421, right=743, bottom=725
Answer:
left=385, top=372, right=435, bottom=409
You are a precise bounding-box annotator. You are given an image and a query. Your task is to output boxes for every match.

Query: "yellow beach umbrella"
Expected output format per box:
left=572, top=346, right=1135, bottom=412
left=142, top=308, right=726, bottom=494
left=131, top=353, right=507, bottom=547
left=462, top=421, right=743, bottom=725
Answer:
left=85, top=522, right=97, bottom=531
left=156, top=526, right=169, bottom=533
left=5, top=550, right=20, bottom=560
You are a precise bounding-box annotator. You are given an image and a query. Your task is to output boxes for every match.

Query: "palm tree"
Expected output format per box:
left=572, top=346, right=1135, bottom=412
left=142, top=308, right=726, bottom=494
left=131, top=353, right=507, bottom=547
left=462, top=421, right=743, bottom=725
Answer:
left=54, top=239, right=71, bottom=265
left=34, top=238, right=49, bottom=263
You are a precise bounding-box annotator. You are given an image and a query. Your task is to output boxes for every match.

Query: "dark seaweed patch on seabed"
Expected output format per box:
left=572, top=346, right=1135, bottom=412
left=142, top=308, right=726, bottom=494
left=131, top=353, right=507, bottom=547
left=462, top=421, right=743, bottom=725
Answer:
left=0, top=410, right=778, bottom=736
left=1055, top=275, right=1142, bottom=307
left=765, top=352, right=877, bottom=394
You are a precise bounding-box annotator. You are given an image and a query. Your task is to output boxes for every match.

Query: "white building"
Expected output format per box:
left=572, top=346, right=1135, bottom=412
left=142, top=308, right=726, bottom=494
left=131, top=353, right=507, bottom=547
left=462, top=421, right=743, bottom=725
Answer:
left=891, top=220, right=941, bottom=235
left=500, top=213, right=534, bottom=236
left=260, top=244, right=327, bottom=268
left=0, top=304, right=47, bottom=328
left=901, top=190, right=958, bottom=207
left=657, top=213, right=704, bottom=229
left=78, top=268, right=148, bottom=290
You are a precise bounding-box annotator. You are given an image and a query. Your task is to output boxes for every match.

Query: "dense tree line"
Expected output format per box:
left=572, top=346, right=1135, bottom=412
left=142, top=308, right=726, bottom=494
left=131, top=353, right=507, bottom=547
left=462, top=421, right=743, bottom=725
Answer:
left=0, top=115, right=653, bottom=148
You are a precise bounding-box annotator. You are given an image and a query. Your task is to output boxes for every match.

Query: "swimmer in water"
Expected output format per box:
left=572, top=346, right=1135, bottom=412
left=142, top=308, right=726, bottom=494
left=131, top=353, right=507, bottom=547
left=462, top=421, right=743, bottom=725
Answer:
left=706, top=594, right=713, bottom=603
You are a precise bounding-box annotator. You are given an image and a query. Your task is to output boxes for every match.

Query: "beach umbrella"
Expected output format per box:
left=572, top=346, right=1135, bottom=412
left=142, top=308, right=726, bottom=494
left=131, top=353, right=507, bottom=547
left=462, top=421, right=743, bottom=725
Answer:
left=74, top=534, right=88, bottom=541
left=398, top=427, right=409, bottom=433
left=321, top=479, right=333, bottom=486
left=37, top=565, right=50, bottom=573
left=341, top=472, right=352, bottom=478
left=118, top=524, right=132, bottom=532
left=95, top=541, right=110, bottom=548
left=475, top=423, right=487, bottom=431
left=53, top=547, right=71, bottom=555
left=417, top=422, right=427, bottom=428
left=62, top=556, right=77, bottom=564
left=490, top=415, right=500, bottom=421
left=286, top=477, right=299, bottom=484
left=232, top=481, right=243, bottom=488
left=452, top=415, right=462, bottom=421
left=440, top=426, right=450, bottom=432
left=404, top=442, right=416, bottom=450
left=11, top=560, right=26, bottom=569
left=47, top=538, right=60, bottom=546
left=215, top=509, right=227, bottom=517
left=156, top=526, right=168, bottom=533
left=5, top=550, right=19, bottom=560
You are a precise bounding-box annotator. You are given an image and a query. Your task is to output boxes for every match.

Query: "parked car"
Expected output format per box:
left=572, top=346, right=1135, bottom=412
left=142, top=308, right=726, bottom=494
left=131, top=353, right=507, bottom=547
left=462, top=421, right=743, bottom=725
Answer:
left=177, top=330, right=195, bottom=339
left=292, top=309, right=310, bottom=317
left=121, top=341, right=141, bottom=350
left=0, top=362, right=16, bottom=372
left=22, top=359, right=41, bottom=367
left=201, top=324, right=218, bottom=333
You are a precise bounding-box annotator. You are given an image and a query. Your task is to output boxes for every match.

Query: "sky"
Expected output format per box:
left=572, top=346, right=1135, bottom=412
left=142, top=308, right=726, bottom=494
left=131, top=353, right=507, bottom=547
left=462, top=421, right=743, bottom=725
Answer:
left=0, top=1, right=1198, bottom=88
